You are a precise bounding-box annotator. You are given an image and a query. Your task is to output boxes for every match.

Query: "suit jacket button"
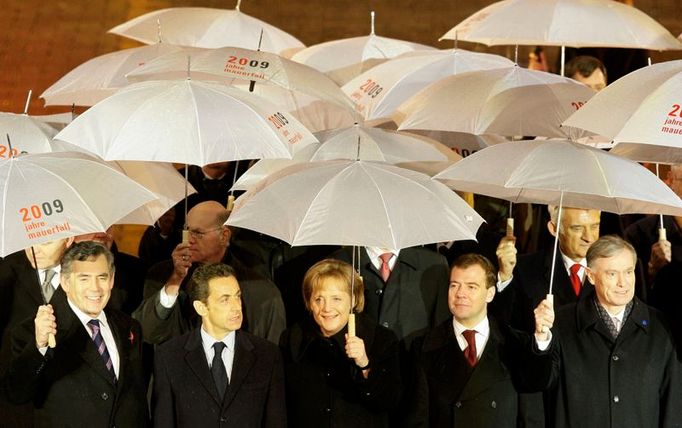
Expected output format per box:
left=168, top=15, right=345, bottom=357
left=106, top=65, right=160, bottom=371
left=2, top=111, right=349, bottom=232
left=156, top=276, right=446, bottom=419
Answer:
left=381, top=321, right=389, bottom=328
left=101, top=393, right=109, bottom=400
left=376, top=289, right=383, bottom=295
left=324, top=408, right=331, bottom=413
left=612, top=354, right=619, bottom=361
left=455, top=401, right=462, bottom=408
left=613, top=395, right=620, bottom=403
left=491, top=401, right=497, bottom=408
left=220, top=417, right=227, bottom=422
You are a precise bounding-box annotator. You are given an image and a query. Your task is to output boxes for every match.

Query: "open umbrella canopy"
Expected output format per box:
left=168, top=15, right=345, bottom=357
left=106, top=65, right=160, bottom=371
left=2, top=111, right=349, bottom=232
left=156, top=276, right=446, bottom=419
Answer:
left=434, top=139, right=682, bottom=216
left=231, top=125, right=460, bottom=190
left=0, top=112, right=57, bottom=155
left=291, top=34, right=435, bottom=85
left=227, top=160, right=483, bottom=249
left=0, top=151, right=159, bottom=256
left=55, top=79, right=317, bottom=165
left=395, top=66, right=595, bottom=138
left=40, top=44, right=198, bottom=107
left=108, top=6, right=305, bottom=55
left=442, top=0, right=682, bottom=50
left=343, top=48, right=513, bottom=120
left=563, top=60, right=682, bottom=164
left=126, top=46, right=354, bottom=110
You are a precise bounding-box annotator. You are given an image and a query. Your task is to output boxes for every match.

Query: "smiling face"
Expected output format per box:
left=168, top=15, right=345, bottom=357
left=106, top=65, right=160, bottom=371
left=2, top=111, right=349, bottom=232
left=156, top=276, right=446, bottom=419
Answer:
left=448, top=264, right=495, bottom=328
left=587, top=248, right=636, bottom=315
left=309, top=276, right=352, bottom=337
left=60, top=254, right=114, bottom=318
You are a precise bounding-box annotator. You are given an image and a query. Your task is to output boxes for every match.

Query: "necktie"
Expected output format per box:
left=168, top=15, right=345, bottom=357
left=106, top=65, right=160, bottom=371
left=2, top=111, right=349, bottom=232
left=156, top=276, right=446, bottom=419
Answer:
left=569, top=263, right=582, bottom=296
left=87, top=319, right=116, bottom=380
left=211, top=342, right=228, bottom=399
left=41, top=269, right=56, bottom=302
left=462, top=330, right=478, bottom=366
left=379, top=253, right=393, bottom=282
left=612, top=317, right=621, bottom=334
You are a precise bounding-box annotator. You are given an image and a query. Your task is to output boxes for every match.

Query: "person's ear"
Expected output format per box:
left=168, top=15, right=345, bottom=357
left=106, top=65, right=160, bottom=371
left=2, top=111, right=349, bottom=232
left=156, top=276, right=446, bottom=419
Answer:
left=547, top=220, right=558, bottom=237
left=485, top=285, right=496, bottom=303
left=193, top=300, right=208, bottom=316
left=586, top=267, right=596, bottom=285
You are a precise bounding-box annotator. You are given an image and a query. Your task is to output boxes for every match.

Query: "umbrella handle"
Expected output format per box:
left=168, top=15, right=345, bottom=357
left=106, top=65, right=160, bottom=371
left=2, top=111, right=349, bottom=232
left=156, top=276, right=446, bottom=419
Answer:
left=48, top=333, right=56, bottom=348
left=347, top=313, right=356, bottom=337
left=226, top=195, right=235, bottom=212
left=659, top=228, right=667, bottom=242
left=541, top=293, right=554, bottom=333
left=506, top=217, right=514, bottom=238
left=182, top=230, right=189, bottom=245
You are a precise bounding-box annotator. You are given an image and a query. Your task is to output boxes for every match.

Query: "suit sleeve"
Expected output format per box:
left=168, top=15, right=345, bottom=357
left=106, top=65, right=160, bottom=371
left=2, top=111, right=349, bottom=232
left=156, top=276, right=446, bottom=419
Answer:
left=2, top=317, right=51, bottom=404
left=354, top=328, right=403, bottom=412
left=263, top=348, right=287, bottom=428
left=151, top=345, right=176, bottom=428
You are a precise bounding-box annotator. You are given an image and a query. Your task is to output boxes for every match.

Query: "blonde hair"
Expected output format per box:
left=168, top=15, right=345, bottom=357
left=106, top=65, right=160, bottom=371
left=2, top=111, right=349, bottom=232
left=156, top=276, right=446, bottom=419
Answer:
left=302, top=259, right=365, bottom=313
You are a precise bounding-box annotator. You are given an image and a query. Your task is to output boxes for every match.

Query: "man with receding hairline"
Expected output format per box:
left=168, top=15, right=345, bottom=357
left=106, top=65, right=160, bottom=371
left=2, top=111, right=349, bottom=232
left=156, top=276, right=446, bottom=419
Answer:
left=134, top=201, right=286, bottom=345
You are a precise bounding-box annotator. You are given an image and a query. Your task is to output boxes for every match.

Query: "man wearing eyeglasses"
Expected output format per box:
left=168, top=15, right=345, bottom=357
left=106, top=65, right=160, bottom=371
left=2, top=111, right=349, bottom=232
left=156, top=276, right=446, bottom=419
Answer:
left=133, top=201, right=286, bottom=347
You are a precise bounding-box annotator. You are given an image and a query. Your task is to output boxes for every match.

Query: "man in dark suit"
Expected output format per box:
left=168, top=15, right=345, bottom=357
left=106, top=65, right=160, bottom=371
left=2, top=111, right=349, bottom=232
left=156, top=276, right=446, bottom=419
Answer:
left=2, top=241, right=148, bottom=427
left=152, top=263, right=285, bottom=427
left=493, top=206, right=601, bottom=332
left=335, top=246, right=451, bottom=345
left=134, top=201, right=286, bottom=345
left=534, top=235, right=682, bottom=427
left=407, top=254, right=547, bottom=427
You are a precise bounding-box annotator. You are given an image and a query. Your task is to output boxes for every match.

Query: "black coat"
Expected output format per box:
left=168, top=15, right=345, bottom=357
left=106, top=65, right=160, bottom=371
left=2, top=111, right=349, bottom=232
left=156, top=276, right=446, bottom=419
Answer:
left=152, top=328, right=286, bottom=428
left=133, top=252, right=286, bottom=345
left=280, top=314, right=402, bottom=428
left=407, top=318, right=548, bottom=428
left=542, top=294, right=682, bottom=428
left=492, top=248, right=592, bottom=333
left=335, top=247, right=451, bottom=343
left=3, top=288, right=148, bottom=428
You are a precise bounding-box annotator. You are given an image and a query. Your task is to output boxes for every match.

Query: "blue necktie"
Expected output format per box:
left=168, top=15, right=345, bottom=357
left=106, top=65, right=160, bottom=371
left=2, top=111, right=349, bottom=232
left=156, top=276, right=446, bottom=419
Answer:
left=88, top=319, right=116, bottom=380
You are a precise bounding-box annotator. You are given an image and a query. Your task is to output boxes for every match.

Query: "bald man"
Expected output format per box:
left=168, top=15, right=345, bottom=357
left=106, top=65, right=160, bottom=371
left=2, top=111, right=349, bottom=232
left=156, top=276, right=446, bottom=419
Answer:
left=133, top=201, right=286, bottom=346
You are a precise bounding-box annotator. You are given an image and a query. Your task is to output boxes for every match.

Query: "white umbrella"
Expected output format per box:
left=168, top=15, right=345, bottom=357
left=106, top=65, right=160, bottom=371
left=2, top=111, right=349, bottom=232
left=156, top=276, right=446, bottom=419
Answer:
left=434, top=139, right=682, bottom=217
left=125, top=46, right=354, bottom=111
left=0, top=151, right=158, bottom=256
left=291, top=12, right=435, bottom=85
left=55, top=79, right=317, bottom=165
left=227, top=159, right=483, bottom=249
left=342, top=48, right=513, bottom=120
left=434, top=138, right=682, bottom=295
left=0, top=112, right=57, bottom=155
left=231, top=125, right=460, bottom=190
left=40, top=44, right=198, bottom=107
left=563, top=60, right=682, bottom=164
left=395, top=66, right=595, bottom=138
left=442, top=0, right=682, bottom=50
left=48, top=140, right=194, bottom=226
left=108, top=5, right=304, bottom=56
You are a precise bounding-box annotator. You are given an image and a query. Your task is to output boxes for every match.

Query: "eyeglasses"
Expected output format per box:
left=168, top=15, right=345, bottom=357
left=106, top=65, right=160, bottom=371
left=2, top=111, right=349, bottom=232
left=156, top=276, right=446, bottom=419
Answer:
left=187, top=227, right=223, bottom=240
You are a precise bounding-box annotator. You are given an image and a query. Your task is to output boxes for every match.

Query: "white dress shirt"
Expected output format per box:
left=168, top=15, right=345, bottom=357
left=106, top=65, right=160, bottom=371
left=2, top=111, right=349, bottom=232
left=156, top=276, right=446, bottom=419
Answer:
left=453, top=317, right=490, bottom=359
left=497, top=251, right=586, bottom=293
left=365, top=247, right=401, bottom=271
left=200, top=328, right=236, bottom=382
left=40, top=265, right=61, bottom=291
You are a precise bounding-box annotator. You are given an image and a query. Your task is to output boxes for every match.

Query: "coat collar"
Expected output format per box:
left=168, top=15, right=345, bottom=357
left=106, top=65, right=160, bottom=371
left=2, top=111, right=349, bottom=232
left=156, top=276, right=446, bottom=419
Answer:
left=575, top=294, right=650, bottom=336
left=288, top=314, right=377, bottom=362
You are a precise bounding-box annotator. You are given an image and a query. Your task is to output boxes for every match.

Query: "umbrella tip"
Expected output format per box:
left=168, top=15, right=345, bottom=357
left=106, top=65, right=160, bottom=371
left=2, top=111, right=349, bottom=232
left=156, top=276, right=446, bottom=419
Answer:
left=370, top=11, right=375, bottom=35
left=236, top=0, right=242, bottom=11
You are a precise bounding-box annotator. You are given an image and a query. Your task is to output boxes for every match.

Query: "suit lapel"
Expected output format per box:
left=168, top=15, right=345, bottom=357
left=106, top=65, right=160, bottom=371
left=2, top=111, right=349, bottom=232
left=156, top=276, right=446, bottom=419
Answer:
left=108, top=311, right=129, bottom=391
left=223, top=331, right=256, bottom=410
left=184, top=329, right=223, bottom=405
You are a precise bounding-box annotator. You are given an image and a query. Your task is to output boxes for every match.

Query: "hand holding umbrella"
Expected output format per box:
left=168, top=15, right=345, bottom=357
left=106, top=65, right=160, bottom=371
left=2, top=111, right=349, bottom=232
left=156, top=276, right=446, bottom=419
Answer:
left=345, top=333, right=370, bottom=376
left=34, top=304, right=57, bottom=350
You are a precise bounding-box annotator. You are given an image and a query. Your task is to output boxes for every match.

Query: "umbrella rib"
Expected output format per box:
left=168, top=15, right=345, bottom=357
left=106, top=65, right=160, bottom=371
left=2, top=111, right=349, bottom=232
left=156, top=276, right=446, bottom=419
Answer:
left=187, top=82, right=205, bottom=164
left=291, top=162, right=346, bottom=245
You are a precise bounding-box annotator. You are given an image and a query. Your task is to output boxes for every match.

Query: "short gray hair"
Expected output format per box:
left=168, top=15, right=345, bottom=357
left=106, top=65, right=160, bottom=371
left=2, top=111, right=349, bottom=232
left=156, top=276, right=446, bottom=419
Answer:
left=586, top=235, right=636, bottom=268
left=61, top=241, right=115, bottom=275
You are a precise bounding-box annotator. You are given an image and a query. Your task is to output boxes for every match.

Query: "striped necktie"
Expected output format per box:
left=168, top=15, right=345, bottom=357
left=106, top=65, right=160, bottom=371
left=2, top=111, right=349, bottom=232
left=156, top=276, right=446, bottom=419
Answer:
left=87, top=319, right=116, bottom=380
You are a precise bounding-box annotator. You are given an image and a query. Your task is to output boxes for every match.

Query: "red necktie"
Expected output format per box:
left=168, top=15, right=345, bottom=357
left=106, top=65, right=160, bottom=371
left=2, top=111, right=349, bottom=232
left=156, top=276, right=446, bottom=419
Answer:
left=570, top=263, right=582, bottom=296
left=379, top=253, right=392, bottom=282
left=462, top=330, right=477, bottom=366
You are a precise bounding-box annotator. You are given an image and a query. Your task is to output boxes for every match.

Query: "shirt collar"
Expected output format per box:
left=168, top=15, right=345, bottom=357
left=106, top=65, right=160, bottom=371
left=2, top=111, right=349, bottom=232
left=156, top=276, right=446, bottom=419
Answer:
left=365, top=247, right=401, bottom=269
left=200, top=326, right=236, bottom=353
left=67, top=299, right=109, bottom=329
left=453, top=316, right=490, bottom=338
left=560, top=252, right=586, bottom=274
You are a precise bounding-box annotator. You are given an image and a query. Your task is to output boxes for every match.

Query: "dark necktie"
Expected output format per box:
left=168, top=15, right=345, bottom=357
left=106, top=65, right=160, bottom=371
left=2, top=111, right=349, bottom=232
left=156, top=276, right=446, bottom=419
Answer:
left=41, top=269, right=56, bottom=302
left=570, top=263, right=582, bottom=296
left=87, top=319, right=116, bottom=380
left=212, top=342, right=228, bottom=399
left=462, top=329, right=478, bottom=366
left=379, top=253, right=392, bottom=282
